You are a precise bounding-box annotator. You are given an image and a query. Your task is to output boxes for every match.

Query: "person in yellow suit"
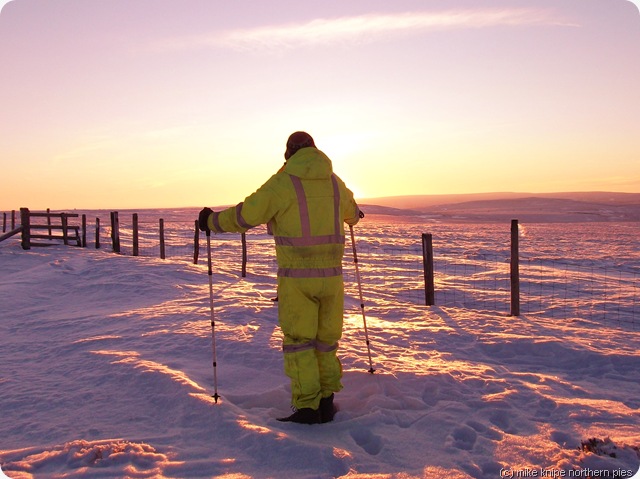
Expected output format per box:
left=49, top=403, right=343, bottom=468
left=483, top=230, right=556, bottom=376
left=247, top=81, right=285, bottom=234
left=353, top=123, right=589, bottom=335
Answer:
left=198, top=131, right=362, bottom=424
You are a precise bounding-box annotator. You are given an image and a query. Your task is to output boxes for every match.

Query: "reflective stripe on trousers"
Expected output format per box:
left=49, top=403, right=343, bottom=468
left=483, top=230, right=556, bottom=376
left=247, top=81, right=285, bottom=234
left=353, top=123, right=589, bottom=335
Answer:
left=282, top=339, right=339, bottom=354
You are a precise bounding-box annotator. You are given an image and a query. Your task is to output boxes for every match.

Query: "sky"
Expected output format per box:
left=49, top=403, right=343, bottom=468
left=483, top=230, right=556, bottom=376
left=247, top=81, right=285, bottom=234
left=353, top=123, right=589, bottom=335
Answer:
left=1, top=0, right=640, bottom=210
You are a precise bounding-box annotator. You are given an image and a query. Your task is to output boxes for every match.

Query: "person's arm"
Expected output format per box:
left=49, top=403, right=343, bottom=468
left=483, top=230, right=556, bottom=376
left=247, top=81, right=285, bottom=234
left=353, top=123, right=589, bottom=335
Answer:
left=208, top=175, right=284, bottom=233
left=337, top=177, right=361, bottom=226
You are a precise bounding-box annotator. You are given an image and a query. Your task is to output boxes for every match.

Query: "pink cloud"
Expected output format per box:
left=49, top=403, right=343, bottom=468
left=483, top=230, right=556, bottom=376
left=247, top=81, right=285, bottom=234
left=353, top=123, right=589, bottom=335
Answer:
left=153, top=8, right=576, bottom=52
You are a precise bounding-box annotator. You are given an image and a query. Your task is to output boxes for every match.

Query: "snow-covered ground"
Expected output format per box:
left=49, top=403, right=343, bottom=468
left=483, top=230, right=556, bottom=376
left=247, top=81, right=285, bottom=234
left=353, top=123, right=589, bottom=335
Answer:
left=1, top=213, right=639, bottom=478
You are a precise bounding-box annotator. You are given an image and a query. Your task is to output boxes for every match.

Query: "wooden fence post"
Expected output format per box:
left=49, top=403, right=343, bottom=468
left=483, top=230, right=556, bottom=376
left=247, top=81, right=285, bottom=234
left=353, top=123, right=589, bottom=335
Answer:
left=81, top=214, right=87, bottom=247
left=110, top=211, right=120, bottom=253
left=2, top=212, right=6, bottom=233
left=47, top=208, right=52, bottom=237
left=132, top=213, right=139, bottom=256
left=422, top=233, right=435, bottom=306
left=193, top=220, right=200, bottom=264
left=12, top=210, right=16, bottom=230
left=110, top=212, right=114, bottom=251
left=115, top=212, right=120, bottom=253
left=95, top=218, right=101, bottom=249
left=61, top=213, right=69, bottom=245
left=510, top=219, right=520, bottom=316
left=20, top=208, right=30, bottom=250
left=159, top=218, right=165, bottom=259
left=241, top=232, right=247, bottom=277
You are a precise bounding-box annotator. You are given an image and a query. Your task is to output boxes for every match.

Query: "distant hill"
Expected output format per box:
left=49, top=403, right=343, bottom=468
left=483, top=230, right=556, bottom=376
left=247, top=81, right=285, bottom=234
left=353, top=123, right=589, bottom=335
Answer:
left=359, top=192, right=640, bottom=223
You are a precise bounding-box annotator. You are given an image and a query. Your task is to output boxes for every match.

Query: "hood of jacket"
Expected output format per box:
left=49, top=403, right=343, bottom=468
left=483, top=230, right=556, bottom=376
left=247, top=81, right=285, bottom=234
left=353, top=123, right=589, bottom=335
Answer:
left=283, top=147, right=333, bottom=180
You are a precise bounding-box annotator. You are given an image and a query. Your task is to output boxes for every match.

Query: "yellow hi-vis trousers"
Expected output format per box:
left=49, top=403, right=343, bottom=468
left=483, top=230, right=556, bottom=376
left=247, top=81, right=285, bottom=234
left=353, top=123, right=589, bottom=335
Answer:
left=278, top=275, right=344, bottom=410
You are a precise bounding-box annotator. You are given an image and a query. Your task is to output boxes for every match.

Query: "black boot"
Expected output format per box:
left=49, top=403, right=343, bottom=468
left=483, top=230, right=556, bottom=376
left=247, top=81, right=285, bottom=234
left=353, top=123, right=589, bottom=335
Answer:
left=277, top=407, right=321, bottom=424
left=319, top=394, right=337, bottom=423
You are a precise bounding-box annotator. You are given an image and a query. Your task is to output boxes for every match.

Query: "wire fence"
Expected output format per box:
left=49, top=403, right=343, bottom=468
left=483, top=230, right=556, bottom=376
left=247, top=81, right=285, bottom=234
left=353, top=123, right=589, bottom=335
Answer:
left=341, top=241, right=639, bottom=330
left=3, top=209, right=638, bottom=329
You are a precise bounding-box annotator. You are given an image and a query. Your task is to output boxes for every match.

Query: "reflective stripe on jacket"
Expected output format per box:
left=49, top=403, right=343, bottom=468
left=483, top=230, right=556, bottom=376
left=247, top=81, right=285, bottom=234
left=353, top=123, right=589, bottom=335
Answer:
left=208, top=147, right=360, bottom=276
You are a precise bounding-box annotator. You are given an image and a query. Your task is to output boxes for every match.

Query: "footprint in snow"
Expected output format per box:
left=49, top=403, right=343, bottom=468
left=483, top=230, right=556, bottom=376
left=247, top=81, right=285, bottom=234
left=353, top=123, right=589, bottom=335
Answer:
left=466, top=420, right=502, bottom=441
left=451, top=425, right=477, bottom=451
left=350, top=427, right=383, bottom=455
left=488, top=409, right=515, bottom=433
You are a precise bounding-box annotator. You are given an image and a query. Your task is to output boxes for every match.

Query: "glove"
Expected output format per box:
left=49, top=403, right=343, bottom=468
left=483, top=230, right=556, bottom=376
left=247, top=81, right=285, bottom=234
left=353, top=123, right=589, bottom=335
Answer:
left=198, top=207, right=213, bottom=232
left=359, top=209, right=365, bottom=219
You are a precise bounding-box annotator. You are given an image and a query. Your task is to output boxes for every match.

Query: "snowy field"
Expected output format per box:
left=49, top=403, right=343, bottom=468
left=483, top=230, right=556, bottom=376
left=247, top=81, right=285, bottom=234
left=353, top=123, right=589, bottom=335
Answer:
left=1, top=212, right=639, bottom=478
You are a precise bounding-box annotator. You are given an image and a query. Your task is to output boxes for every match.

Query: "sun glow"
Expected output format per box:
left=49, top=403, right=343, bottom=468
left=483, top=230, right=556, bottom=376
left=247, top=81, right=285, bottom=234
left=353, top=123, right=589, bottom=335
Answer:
left=2, top=1, right=640, bottom=209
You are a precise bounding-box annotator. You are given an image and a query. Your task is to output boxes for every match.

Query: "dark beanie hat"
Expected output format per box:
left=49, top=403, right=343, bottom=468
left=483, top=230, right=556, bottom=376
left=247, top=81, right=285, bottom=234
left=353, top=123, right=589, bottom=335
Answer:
left=285, top=131, right=315, bottom=160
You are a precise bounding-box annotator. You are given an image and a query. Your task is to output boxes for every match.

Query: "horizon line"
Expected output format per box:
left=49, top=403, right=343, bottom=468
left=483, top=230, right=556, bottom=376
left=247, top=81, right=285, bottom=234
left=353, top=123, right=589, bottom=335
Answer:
left=3, top=190, right=640, bottom=213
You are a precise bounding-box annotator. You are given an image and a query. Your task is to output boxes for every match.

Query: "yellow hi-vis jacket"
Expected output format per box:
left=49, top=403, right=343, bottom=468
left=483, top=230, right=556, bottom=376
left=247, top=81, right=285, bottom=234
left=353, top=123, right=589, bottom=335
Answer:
left=207, top=147, right=361, bottom=276
left=208, top=146, right=360, bottom=409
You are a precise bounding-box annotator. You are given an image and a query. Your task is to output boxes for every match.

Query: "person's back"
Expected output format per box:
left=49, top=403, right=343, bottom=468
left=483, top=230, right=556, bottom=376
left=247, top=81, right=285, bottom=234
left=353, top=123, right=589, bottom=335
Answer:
left=199, top=131, right=361, bottom=423
left=263, top=146, right=355, bottom=276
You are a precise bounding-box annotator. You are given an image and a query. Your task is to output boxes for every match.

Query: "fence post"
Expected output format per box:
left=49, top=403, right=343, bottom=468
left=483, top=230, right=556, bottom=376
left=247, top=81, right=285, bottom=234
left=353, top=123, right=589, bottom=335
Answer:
left=132, top=213, right=139, bottom=256
left=110, top=211, right=120, bottom=253
left=193, top=220, right=200, bottom=264
left=109, top=212, right=114, bottom=250
left=2, top=212, right=6, bottom=233
left=510, top=219, right=520, bottom=316
left=61, top=214, right=69, bottom=245
left=81, top=214, right=87, bottom=247
left=159, top=218, right=165, bottom=259
left=12, top=210, right=16, bottom=230
left=20, top=208, right=30, bottom=250
left=95, top=217, right=101, bottom=249
left=47, top=208, right=52, bottom=237
left=241, top=232, right=247, bottom=277
left=422, top=233, right=435, bottom=306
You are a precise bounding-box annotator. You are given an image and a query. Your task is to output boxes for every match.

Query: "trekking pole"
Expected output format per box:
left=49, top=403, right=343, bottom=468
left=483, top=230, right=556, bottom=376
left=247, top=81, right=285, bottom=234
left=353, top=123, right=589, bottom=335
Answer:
left=349, top=225, right=375, bottom=374
left=206, top=230, right=221, bottom=402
